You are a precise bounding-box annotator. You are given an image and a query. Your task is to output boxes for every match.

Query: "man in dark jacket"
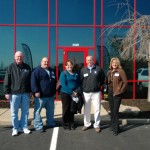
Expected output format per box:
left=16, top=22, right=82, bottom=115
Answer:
left=31, top=57, right=56, bottom=132
left=4, top=51, right=31, bottom=136
left=80, top=56, right=105, bottom=133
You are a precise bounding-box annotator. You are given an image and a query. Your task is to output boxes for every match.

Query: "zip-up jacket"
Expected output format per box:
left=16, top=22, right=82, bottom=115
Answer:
left=31, top=66, right=56, bottom=98
left=80, top=66, right=105, bottom=93
left=107, top=68, right=128, bottom=96
left=4, top=62, right=31, bottom=94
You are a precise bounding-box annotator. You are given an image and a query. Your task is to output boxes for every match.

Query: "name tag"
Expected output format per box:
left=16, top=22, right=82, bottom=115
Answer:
left=114, top=73, right=119, bottom=76
left=84, top=73, right=88, bottom=77
left=23, top=69, right=29, bottom=72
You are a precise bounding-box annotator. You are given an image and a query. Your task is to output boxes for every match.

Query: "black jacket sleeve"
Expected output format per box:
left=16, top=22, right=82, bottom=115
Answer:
left=4, top=66, right=11, bottom=94
left=99, top=67, right=105, bottom=86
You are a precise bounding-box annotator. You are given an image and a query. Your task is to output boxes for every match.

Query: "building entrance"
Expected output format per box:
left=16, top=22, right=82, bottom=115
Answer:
left=63, top=47, right=89, bottom=73
left=56, top=47, right=91, bottom=99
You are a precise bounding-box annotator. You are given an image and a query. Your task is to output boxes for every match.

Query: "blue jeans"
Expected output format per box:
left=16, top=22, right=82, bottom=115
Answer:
left=34, top=97, right=55, bottom=130
left=10, top=93, right=30, bottom=130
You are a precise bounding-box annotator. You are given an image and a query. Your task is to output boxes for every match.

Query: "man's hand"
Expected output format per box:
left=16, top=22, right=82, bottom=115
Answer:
left=35, top=92, right=40, bottom=98
left=5, top=94, right=10, bottom=100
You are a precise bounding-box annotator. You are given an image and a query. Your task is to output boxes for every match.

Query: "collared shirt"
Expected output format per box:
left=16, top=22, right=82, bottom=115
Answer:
left=87, top=65, right=95, bottom=73
left=45, top=68, right=51, bottom=80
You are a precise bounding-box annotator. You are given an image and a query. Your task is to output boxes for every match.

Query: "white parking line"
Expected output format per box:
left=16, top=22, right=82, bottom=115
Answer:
left=49, top=127, right=59, bottom=150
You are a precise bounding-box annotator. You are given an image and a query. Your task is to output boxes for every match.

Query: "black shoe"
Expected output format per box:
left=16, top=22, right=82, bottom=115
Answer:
left=113, top=131, right=118, bottom=136
left=37, top=128, right=45, bottom=133
left=118, top=126, right=120, bottom=132
left=63, top=126, right=71, bottom=130
left=70, top=124, right=75, bottom=130
left=46, top=125, right=55, bottom=129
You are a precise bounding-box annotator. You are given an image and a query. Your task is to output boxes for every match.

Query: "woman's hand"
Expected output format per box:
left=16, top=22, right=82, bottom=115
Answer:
left=72, top=91, right=77, bottom=97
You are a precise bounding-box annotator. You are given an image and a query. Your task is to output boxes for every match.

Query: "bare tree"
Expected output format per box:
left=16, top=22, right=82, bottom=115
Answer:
left=121, top=15, right=150, bottom=60
left=100, top=0, right=150, bottom=101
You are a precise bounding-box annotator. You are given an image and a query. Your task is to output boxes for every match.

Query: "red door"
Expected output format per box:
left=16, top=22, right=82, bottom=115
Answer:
left=56, top=47, right=92, bottom=100
left=63, top=47, right=89, bottom=73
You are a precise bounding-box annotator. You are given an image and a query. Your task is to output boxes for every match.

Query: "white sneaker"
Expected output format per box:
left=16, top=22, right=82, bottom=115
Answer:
left=12, top=129, right=18, bottom=136
left=23, top=128, right=31, bottom=134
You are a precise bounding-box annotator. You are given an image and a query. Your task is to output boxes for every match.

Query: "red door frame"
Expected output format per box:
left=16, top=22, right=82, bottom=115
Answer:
left=56, top=46, right=90, bottom=100
left=63, top=47, right=89, bottom=69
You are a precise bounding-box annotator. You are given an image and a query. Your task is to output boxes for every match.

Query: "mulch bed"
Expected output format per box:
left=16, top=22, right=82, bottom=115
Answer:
left=102, top=99, right=150, bottom=118
left=1, top=99, right=150, bottom=118
left=0, top=101, right=34, bottom=108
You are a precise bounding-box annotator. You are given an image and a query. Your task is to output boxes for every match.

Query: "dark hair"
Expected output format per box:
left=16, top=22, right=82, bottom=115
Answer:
left=65, top=59, right=74, bottom=66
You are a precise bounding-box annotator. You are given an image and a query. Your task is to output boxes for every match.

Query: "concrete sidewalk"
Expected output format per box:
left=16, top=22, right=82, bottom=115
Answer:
left=0, top=101, right=150, bottom=126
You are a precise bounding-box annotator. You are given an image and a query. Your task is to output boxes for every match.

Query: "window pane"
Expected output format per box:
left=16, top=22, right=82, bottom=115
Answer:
left=96, top=28, right=110, bottom=74
left=88, top=50, right=94, bottom=57
left=136, top=27, right=149, bottom=66
left=57, top=49, right=63, bottom=99
left=50, top=27, right=56, bottom=68
left=0, top=27, right=14, bottom=100
left=104, top=0, right=134, bottom=25
left=137, top=0, right=150, bottom=18
left=16, top=27, right=48, bottom=68
left=96, top=28, right=101, bottom=65
left=68, top=52, right=84, bottom=64
left=68, top=52, right=84, bottom=73
left=0, top=0, right=13, bottom=24
left=103, top=28, right=133, bottom=79
left=16, top=0, right=48, bottom=24
left=58, top=27, right=94, bottom=46
left=0, top=27, right=14, bottom=72
left=58, top=0, right=93, bottom=25
left=96, top=0, right=101, bottom=25
left=136, top=26, right=148, bottom=95
left=125, top=83, right=133, bottom=99
left=50, top=0, right=56, bottom=24
left=58, top=49, right=63, bottom=76
left=136, top=87, right=148, bottom=99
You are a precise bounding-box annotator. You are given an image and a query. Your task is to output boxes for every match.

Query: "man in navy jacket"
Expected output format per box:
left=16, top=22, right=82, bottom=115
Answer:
left=31, top=57, right=56, bottom=132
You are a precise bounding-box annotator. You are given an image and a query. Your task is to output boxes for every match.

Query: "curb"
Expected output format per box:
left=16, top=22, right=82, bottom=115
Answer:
left=121, top=118, right=150, bottom=125
left=1, top=118, right=150, bottom=126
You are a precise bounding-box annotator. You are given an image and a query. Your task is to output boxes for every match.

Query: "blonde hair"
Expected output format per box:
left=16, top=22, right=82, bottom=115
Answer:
left=109, top=57, right=122, bottom=70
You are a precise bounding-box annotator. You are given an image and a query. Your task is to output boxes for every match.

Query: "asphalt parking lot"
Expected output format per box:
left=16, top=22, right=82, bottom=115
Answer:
left=0, top=124, right=150, bottom=150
